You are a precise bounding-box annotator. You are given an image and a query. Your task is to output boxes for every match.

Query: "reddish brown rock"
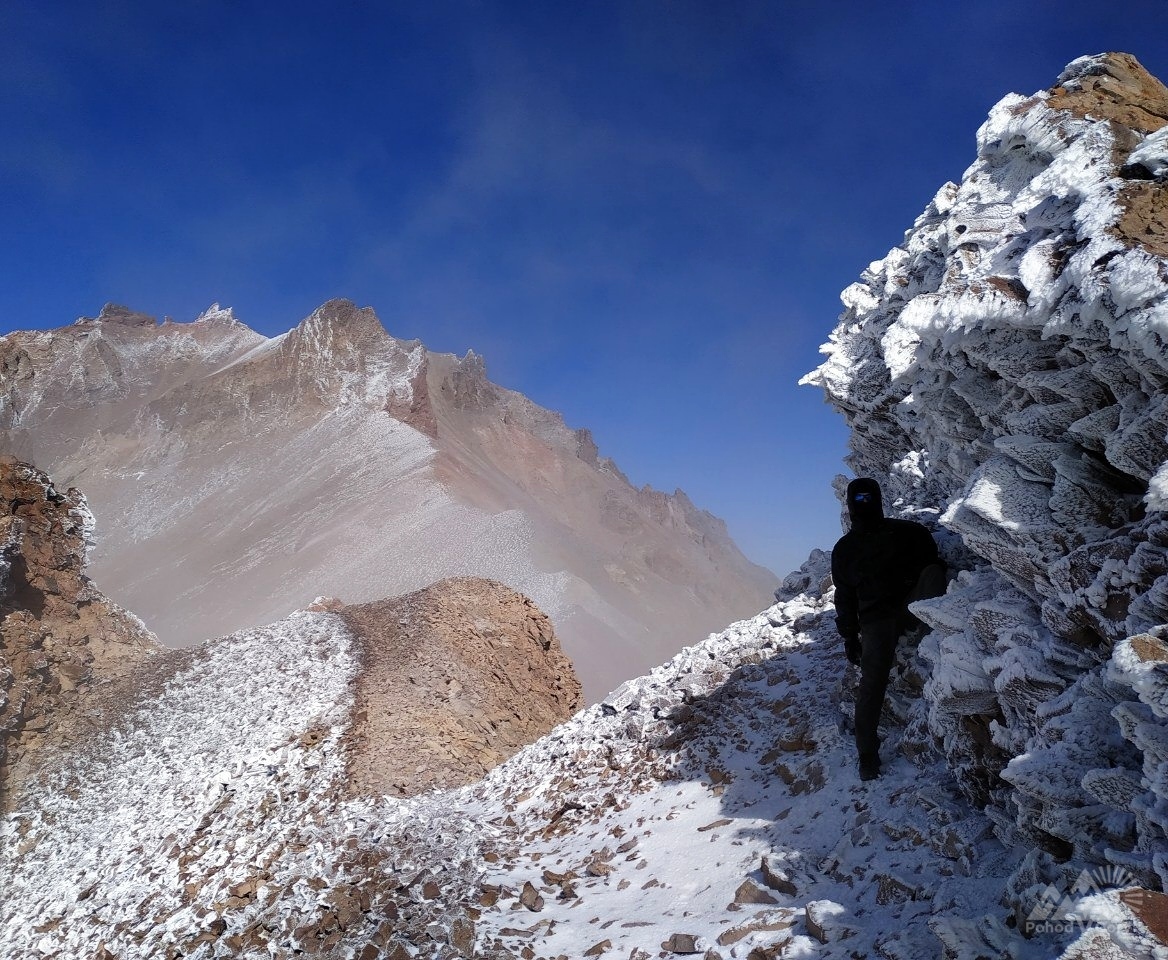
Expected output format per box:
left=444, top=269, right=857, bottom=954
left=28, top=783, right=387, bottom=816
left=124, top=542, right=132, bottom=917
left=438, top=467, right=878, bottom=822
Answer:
left=339, top=577, right=582, bottom=798
left=1043, top=54, right=1168, bottom=260
left=1048, top=52, right=1168, bottom=135
left=0, top=459, right=160, bottom=808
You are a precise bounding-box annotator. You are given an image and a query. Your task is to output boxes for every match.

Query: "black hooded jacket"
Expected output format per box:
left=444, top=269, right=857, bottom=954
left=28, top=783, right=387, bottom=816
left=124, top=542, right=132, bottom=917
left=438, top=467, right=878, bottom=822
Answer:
left=830, top=478, right=941, bottom=640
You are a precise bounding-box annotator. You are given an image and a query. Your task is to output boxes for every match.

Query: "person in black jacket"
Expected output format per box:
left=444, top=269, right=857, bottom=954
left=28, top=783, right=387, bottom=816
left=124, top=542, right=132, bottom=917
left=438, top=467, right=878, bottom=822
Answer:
left=831, top=477, right=945, bottom=781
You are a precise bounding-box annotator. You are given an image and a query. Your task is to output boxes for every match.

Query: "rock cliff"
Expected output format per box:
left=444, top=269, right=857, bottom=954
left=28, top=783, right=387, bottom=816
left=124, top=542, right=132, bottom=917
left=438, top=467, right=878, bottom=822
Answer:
left=802, top=51, right=1168, bottom=920
left=0, top=458, right=159, bottom=808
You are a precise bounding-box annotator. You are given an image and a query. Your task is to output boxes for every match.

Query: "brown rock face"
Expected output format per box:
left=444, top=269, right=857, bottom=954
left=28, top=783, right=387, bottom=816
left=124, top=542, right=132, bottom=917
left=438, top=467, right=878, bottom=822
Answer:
left=0, top=458, right=159, bottom=807
left=1049, top=53, right=1168, bottom=261
left=78, top=303, right=159, bottom=327
left=339, top=577, right=582, bottom=797
left=1048, top=52, right=1168, bottom=135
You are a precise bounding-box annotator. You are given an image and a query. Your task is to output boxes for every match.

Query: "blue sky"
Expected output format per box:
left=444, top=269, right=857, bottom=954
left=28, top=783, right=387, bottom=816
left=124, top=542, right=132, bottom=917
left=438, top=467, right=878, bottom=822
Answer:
left=3, top=1, right=1167, bottom=577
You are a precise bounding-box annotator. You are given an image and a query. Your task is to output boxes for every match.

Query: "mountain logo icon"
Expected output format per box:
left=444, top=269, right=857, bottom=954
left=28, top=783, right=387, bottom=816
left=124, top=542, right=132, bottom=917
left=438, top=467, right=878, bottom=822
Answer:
left=1024, top=866, right=1140, bottom=936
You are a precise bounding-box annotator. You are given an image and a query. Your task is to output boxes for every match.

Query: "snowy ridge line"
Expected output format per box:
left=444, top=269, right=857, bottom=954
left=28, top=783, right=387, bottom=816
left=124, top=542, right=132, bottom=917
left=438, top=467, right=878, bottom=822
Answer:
left=206, top=331, right=286, bottom=378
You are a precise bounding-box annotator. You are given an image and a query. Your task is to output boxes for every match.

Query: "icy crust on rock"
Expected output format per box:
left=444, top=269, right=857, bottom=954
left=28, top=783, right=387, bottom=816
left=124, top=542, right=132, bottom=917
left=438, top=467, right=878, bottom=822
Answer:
left=1128, top=126, right=1168, bottom=180
left=802, top=53, right=1168, bottom=943
left=0, top=611, right=360, bottom=958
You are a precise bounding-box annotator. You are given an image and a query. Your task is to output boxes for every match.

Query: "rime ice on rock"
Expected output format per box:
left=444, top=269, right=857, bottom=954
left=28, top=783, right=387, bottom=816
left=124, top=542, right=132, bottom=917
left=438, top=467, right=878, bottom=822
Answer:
left=802, top=51, right=1168, bottom=939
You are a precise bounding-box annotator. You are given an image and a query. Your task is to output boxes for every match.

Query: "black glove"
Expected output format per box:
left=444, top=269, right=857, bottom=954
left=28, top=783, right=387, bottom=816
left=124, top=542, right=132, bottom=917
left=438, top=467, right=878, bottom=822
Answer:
left=843, top=635, right=861, bottom=666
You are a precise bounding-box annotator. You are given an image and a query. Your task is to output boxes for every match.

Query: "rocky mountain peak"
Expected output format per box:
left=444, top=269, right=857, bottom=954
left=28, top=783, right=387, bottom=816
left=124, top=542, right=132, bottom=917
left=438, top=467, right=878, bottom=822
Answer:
left=286, top=298, right=397, bottom=355
left=78, top=303, right=158, bottom=327
left=0, top=295, right=774, bottom=702
left=190, top=302, right=248, bottom=329
left=271, top=298, right=430, bottom=413
left=438, top=348, right=494, bottom=411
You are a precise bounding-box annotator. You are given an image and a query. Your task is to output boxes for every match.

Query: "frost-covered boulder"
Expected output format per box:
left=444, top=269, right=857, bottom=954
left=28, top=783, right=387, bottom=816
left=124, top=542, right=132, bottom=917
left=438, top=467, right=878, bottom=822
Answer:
left=803, top=51, right=1168, bottom=895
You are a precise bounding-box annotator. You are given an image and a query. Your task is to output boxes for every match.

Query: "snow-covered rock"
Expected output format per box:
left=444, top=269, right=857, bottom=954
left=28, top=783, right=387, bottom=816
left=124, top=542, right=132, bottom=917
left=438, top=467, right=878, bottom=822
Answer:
left=803, top=50, right=1168, bottom=948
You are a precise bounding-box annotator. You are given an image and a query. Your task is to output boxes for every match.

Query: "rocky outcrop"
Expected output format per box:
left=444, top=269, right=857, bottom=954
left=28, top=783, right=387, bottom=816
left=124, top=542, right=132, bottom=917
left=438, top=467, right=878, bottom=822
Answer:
left=802, top=51, right=1168, bottom=926
left=0, top=458, right=159, bottom=807
left=339, top=577, right=582, bottom=797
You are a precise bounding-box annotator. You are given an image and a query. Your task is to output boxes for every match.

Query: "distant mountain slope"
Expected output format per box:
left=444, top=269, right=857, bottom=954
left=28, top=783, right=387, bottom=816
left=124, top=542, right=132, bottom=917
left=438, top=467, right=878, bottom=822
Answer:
left=0, top=299, right=775, bottom=700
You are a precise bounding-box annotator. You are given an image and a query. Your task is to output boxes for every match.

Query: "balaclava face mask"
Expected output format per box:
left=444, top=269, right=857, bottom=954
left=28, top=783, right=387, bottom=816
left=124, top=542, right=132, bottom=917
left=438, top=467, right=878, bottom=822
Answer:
left=846, top=478, right=884, bottom=532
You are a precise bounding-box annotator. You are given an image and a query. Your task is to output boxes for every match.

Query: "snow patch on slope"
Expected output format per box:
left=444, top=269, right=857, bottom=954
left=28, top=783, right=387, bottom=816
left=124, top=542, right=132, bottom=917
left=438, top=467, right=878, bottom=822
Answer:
left=0, top=611, right=356, bottom=959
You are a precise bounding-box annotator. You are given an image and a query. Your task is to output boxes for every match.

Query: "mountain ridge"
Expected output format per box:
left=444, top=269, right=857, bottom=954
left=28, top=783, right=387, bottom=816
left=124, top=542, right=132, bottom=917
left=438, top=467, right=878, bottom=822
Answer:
left=0, top=299, right=774, bottom=700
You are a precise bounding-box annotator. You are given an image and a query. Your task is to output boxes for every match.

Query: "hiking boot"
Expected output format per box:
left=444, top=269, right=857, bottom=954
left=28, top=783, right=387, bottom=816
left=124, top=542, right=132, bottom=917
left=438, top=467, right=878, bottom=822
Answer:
left=859, top=753, right=881, bottom=781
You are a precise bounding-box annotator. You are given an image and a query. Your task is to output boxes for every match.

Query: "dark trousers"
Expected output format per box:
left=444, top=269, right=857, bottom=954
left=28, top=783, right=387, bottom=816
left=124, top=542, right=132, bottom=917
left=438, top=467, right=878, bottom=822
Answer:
left=855, top=618, right=899, bottom=759
left=854, top=564, right=946, bottom=759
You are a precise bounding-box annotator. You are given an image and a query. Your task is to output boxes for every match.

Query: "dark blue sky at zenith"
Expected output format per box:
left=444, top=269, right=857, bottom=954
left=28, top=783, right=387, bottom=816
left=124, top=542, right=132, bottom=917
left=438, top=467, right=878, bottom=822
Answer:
left=2, top=2, right=1167, bottom=578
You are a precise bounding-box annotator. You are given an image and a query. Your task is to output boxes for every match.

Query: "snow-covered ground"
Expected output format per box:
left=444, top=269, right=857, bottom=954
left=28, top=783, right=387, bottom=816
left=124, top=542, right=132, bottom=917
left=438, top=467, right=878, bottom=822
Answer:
left=461, top=573, right=1021, bottom=959
left=4, top=563, right=1162, bottom=958
left=0, top=611, right=359, bottom=958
